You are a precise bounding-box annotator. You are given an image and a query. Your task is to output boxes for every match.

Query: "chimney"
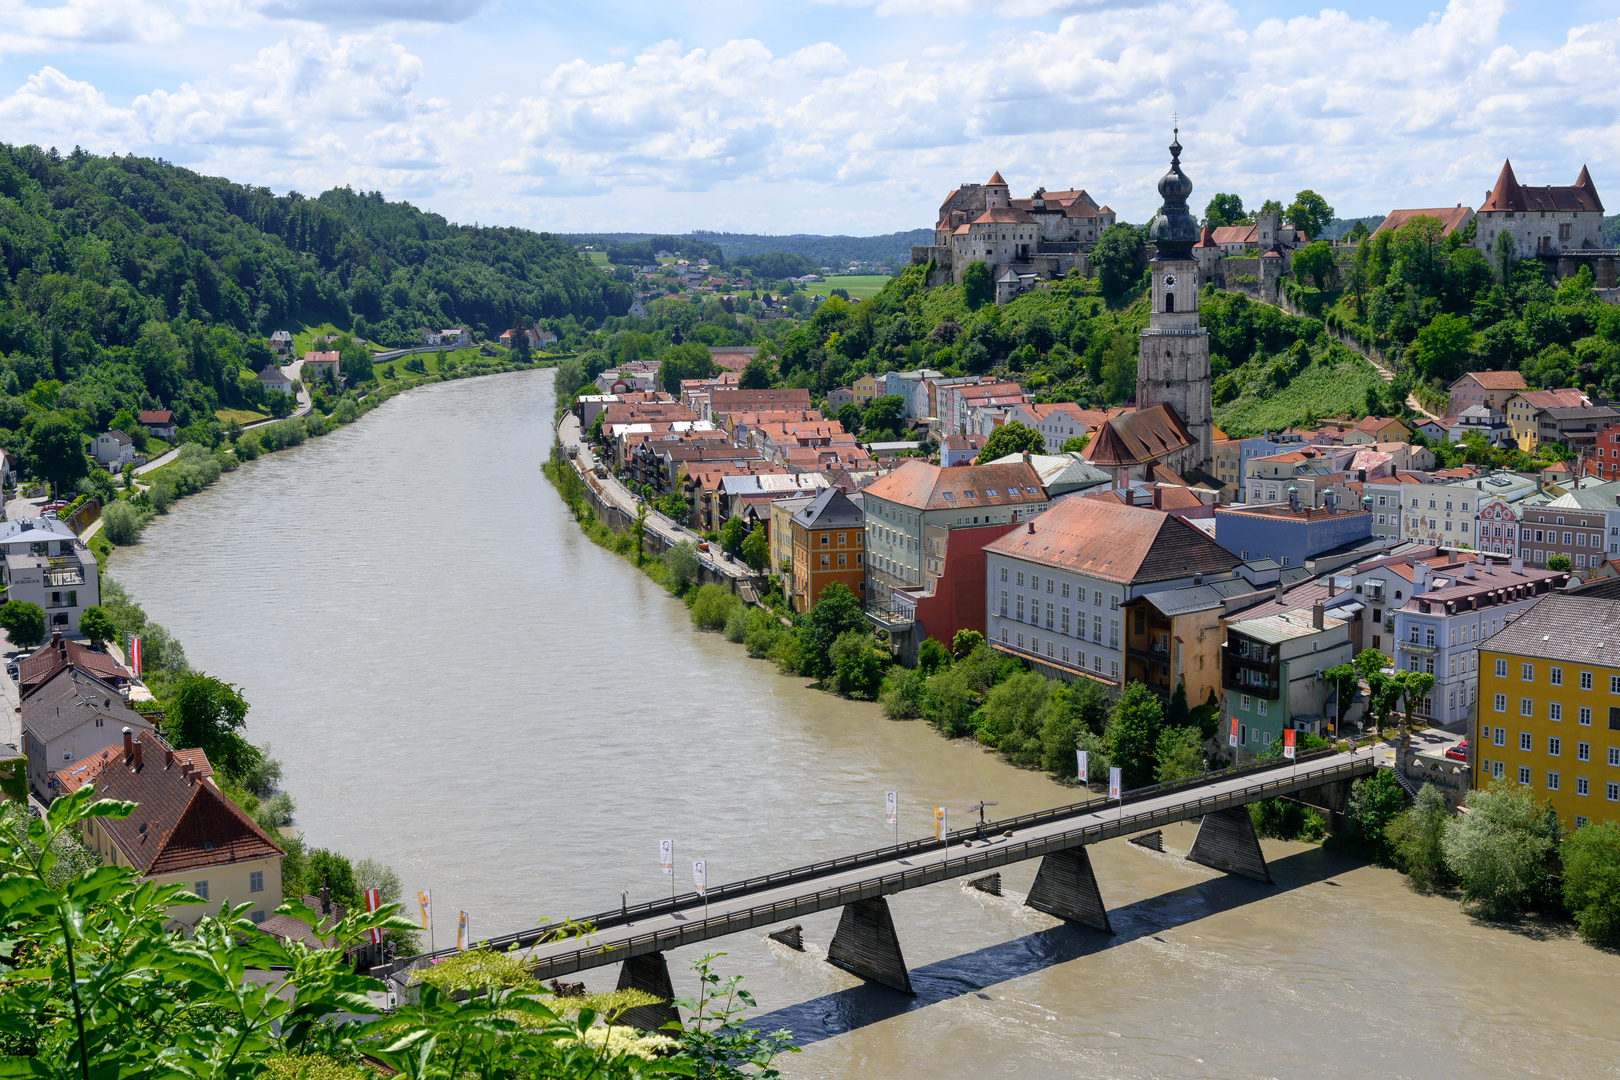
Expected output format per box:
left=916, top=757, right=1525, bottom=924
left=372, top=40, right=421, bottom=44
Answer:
left=1274, top=580, right=1284, bottom=603
left=1312, top=601, right=1325, bottom=629
left=1465, top=563, right=1476, bottom=579
left=321, top=882, right=331, bottom=915
left=122, top=727, right=133, bottom=758
left=1328, top=576, right=1337, bottom=597
left=164, top=747, right=174, bottom=768
left=132, top=738, right=142, bottom=770
left=1511, top=556, right=1524, bottom=575
left=181, top=759, right=193, bottom=781
left=1193, top=573, right=1203, bottom=586
left=1027, top=520, right=1035, bottom=534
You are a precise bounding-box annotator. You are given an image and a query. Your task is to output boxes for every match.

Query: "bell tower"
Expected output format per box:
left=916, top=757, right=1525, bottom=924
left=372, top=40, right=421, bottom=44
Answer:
left=1137, top=127, right=1213, bottom=474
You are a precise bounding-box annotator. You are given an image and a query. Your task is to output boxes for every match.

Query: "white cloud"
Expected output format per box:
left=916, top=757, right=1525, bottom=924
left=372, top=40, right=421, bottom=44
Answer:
left=0, top=0, right=181, bottom=54
left=251, top=0, right=492, bottom=27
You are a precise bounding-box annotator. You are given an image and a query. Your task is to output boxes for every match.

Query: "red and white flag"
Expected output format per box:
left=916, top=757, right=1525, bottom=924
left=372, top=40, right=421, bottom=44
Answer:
left=1283, top=729, right=1297, bottom=760
left=1076, top=750, right=1089, bottom=783
left=1108, top=766, right=1122, bottom=801
left=129, top=635, right=142, bottom=676
left=364, top=887, right=382, bottom=944
left=1228, top=717, right=1239, bottom=748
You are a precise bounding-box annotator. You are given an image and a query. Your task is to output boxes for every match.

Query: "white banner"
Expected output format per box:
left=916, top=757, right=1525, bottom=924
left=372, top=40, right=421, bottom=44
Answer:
left=884, top=790, right=897, bottom=825
left=659, top=839, right=673, bottom=875
left=1076, top=749, right=1088, bottom=783
left=1108, top=766, right=1122, bottom=801
left=693, top=859, right=707, bottom=896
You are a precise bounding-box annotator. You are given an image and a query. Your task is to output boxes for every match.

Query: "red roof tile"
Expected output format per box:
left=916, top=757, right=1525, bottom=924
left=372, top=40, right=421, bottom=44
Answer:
left=985, top=498, right=1240, bottom=585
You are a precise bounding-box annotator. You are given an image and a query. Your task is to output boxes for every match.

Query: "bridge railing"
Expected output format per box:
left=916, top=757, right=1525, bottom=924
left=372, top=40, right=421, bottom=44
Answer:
left=395, top=748, right=1373, bottom=969
left=505, top=753, right=1376, bottom=980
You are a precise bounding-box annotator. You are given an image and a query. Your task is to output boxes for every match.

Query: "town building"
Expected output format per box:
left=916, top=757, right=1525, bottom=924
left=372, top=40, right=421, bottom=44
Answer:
left=21, top=666, right=153, bottom=801
left=1448, top=371, right=1528, bottom=418
left=1223, top=605, right=1354, bottom=754
left=707, top=388, right=814, bottom=424
left=1475, top=592, right=1620, bottom=828
left=1504, top=389, right=1589, bottom=449
left=138, top=410, right=176, bottom=440
left=256, top=365, right=293, bottom=397
left=1448, top=405, right=1513, bottom=447
left=790, top=488, right=866, bottom=611
left=1213, top=501, right=1372, bottom=568
left=1541, top=479, right=1620, bottom=565
left=1471, top=472, right=1544, bottom=556
left=419, top=327, right=471, bottom=347
left=911, top=172, right=1116, bottom=289
left=1513, top=498, right=1609, bottom=571
left=985, top=451, right=1111, bottom=497
left=825, top=387, right=854, bottom=413
left=1532, top=404, right=1619, bottom=452
left=0, top=517, right=100, bottom=635
left=268, top=329, right=294, bottom=355
left=1212, top=439, right=1242, bottom=502
left=982, top=497, right=1241, bottom=689
left=91, top=430, right=135, bottom=470
left=17, top=631, right=131, bottom=699
left=769, top=494, right=817, bottom=578
left=1373, top=206, right=1475, bottom=238
left=1127, top=567, right=1286, bottom=708
left=862, top=459, right=1049, bottom=599
left=1394, top=555, right=1567, bottom=728
left=1400, top=470, right=1485, bottom=546
left=1006, top=402, right=1100, bottom=454
left=1576, top=420, right=1620, bottom=482
left=301, top=351, right=342, bottom=386
left=1473, top=160, right=1605, bottom=259
left=940, top=434, right=984, bottom=467
left=852, top=374, right=882, bottom=407
left=1082, top=406, right=1202, bottom=488
left=78, top=728, right=284, bottom=929
left=1206, top=210, right=1311, bottom=254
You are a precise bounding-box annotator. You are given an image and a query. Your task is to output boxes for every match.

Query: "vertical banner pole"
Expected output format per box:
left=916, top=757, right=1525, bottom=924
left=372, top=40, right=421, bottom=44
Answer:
left=885, top=790, right=898, bottom=847
left=659, top=839, right=674, bottom=901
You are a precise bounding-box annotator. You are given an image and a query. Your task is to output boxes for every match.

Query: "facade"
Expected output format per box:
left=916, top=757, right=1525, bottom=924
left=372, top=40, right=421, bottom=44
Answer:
left=1212, top=439, right=1241, bottom=501
left=1473, top=160, right=1605, bottom=259
left=1448, top=405, right=1513, bottom=447
left=1476, top=593, right=1620, bottom=828
left=1400, top=473, right=1484, bottom=546
left=22, top=667, right=154, bottom=800
left=853, top=374, right=882, bottom=407
left=1505, top=389, right=1589, bottom=449
left=1514, top=500, right=1608, bottom=571
left=0, top=516, right=100, bottom=635
left=1136, top=130, right=1213, bottom=477
left=1542, top=480, right=1620, bottom=566
left=982, top=497, right=1241, bottom=689
left=1393, top=556, right=1567, bottom=727
left=1534, top=405, right=1620, bottom=451
left=912, top=172, right=1116, bottom=289
left=1223, top=605, right=1354, bottom=755
left=1448, top=371, right=1528, bottom=418
left=79, top=729, right=285, bottom=930
left=138, top=410, right=176, bottom=440
left=256, top=365, right=293, bottom=396
left=1007, top=402, right=1093, bottom=454
left=268, top=329, right=293, bottom=354
left=940, top=434, right=984, bottom=467
left=862, top=459, right=1048, bottom=597
left=1213, top=503, right=1373, bottom=568
left=301, top=351, right=342, bottom=386
left=790, top=488, right=867, bottom=611
left=92, top=430, right=134, bottom=468
left=825, top=387, right=854, bottom=413
left=870, top=520, right=1021, bottom=667
left=769, top=494, right=816, bottom=578
left=1129, top=571, right=1277, bottom=708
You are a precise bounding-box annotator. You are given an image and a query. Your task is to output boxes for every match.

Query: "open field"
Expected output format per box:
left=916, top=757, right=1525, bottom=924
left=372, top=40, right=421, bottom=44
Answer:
left=214, top=408, right=270, bottom=424
left=801, top=275, right=893, bottom=300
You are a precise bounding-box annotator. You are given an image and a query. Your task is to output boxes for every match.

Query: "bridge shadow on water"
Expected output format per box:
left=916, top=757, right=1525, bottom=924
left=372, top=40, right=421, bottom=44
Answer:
left=746, top=845, right=1356, bottom=1045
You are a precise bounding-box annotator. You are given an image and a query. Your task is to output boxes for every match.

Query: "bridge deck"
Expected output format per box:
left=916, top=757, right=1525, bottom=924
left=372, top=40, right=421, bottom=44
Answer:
left=491, top=749, right=1374, bottom=982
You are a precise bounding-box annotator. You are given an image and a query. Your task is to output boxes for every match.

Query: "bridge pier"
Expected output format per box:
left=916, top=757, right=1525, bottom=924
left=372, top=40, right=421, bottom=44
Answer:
left=1024, top=846, right=1113, bottom=933
left=614, top=952, right=681, bottom=1032
left=826, top=897, right=914, bottom=995
left=1186, top=807, right=1272, bottom=883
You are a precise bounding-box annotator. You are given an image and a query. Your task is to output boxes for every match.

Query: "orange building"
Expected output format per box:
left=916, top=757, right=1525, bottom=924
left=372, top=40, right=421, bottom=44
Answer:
left=790, top=488, right=866, bottom=611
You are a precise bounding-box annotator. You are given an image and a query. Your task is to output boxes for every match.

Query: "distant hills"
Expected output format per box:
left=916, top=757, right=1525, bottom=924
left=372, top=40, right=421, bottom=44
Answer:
left=566, top=230, right=932, bottom=270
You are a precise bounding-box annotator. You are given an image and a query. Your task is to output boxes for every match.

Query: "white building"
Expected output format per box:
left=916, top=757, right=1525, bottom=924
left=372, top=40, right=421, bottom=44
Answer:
left=91, top=431, right=134, bottom=469
left=0, top=516, right=101, bottom=634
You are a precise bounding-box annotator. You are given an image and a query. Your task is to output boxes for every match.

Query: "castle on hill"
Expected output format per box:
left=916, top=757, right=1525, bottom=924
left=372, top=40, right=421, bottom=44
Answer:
left=910, top=172, right=1117, bottom=297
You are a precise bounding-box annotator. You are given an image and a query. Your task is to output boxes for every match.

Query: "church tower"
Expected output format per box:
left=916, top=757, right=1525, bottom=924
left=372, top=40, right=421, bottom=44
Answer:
left=1137, top=128, right=1213, bottom=474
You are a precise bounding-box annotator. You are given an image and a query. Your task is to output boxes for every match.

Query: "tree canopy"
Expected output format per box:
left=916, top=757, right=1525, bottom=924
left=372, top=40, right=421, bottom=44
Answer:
left=975, top=420, right=1044, bottom=463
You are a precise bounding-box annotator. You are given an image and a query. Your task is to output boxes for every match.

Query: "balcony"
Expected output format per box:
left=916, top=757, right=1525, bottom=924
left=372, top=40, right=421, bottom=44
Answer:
left=43, top=569, right=84, bottom=588
left=1398, top=640, right=1436, bottom=655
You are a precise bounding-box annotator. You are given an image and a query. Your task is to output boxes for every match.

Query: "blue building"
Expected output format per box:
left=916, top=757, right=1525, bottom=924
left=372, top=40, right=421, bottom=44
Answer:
left=1214, top=503, right=1373, bottom=569
left=1236, top=431, right=1310, bottom=501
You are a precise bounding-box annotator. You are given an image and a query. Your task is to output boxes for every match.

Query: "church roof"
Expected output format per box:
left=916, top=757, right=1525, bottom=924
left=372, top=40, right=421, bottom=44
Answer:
left=1480, top=159, right=1604, bottom=214
left=1083, top=404, right=1195, bottom=468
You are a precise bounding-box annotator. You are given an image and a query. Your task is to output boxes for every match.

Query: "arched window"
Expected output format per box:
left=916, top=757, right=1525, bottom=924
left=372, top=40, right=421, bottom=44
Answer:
left=1165, top=292, right=1175, bottom=313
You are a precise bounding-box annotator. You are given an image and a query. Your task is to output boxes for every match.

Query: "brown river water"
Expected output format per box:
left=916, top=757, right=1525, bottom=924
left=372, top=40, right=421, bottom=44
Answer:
left=114, top=369, right=1618, bottom=1079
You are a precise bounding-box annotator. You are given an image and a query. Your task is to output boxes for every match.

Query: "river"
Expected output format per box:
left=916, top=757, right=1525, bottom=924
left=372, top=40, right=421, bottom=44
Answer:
left=115, top=370, right=1618, bottom=1079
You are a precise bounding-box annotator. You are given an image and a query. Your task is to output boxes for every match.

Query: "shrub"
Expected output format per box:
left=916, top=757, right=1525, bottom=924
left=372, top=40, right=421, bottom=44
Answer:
left=1442, top=780, right=1556, bottom=920
left=1563, top=820, right=1620, bottom=947
left=742, top=608, right=786, bottom=658
left=916, top=637, right=950, bottom=674
left=829, top=629, right=885, bottom=699
left=722, top=604, right=749, bottom=643
left=99, top=500, right=147, bottom=545
left=687, top=584, right=739, bottom=631
left=664, top=540, right=699, bottom=593
left=1154, top=726, right=1205, bottom=783
left=147, top=481, right=173, bottom=513
left=879, top=667, right=927, bottom=719
left=976, top=671, right=1051, bottom=765
left=1249, top=798, right=1328, bottom=842
left=1333, top=768, right=1407, bottom=863
left=1386, top=784, right=1450, bottom=890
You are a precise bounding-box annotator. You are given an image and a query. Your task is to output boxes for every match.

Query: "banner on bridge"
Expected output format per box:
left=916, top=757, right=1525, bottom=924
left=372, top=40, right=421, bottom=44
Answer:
left=693, top=859, right=707, bottom=896
left=660, top=839, right=673, bottom=874
left=1077, top=750, right=1088, bottom=783
left=885, top=791, right=897, bottom=825
left=1108, top=767, right=1121, bottom=801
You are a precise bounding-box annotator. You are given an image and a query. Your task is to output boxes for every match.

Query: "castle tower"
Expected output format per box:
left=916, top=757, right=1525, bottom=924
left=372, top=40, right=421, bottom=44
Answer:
left=1138, top=128, right=1213, bottom=474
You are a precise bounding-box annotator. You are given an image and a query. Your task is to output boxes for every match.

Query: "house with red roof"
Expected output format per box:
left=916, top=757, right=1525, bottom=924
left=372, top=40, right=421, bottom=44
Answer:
left=1474, top=160, right=1604, bottom=259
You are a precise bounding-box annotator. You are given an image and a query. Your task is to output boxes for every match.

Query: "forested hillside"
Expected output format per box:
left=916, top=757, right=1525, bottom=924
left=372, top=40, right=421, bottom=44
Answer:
left=571, top=230, right=930, bottom=268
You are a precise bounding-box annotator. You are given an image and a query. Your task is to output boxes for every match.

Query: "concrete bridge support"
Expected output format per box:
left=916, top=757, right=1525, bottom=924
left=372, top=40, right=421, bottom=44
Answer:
left=614, top=952, right=681, bottom=1032
left=826, top=897, right=914, bottom=995
left=1186, top=807, right=1272, bottom=883
left=1024, top=847, right=1113, bottom=933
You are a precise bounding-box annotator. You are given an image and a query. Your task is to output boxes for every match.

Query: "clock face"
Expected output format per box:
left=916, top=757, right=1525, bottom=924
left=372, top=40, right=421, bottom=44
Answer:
left=1163, top=274, right=1177, bottom=287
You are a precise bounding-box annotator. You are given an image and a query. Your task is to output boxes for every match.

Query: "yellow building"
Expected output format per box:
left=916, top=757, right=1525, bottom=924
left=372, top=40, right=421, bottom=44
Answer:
left=769, top=493, right=818, bottom=579
left=1476, top=593, right=1620, bottom=829
left=853, top=374, right=881, bottom=407
left=1504, top=389, right=1590, bottom=451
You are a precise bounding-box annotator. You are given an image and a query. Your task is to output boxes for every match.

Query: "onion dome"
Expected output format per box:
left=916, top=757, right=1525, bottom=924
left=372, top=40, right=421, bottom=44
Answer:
left=1147, top=128, right=1198, bottom=258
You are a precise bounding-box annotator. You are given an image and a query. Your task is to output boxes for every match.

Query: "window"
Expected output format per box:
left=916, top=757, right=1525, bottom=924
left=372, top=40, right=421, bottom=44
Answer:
left=251, top=910, right=266, bottom=924
left=1241, top=694, right=1251, bottom=711
left=1258, top=699, right=1268, bottom=716
left=1017, top=633, right=1024, bottom=649
left=1579, top=742, right=1591, bottom=761
left=820, top=554, right=830, bottom=568
left=1612, top=746, right=1620, bottom=766
left=1549, top=737, right=1562, bottom=756
left=1496, top=659, right=1507, bottom=678
left=194, top=881, right=209, bottom=901
left=820, top=533, right=829, bottom=547
left=1046, top=603, right=1054, bottom=629
left=1521, top=698, right=1534, bottom=717
left=1493, top=727, right=1506, bottom=747
left=1522, top=662, right=1534, bottom=681
left=1611, top=706, right=1620, bottom=730
left=1047, top=579, right=1054, bottom=594
left=1062, top=582, right=1070, bottom=598
left=1610, top=782, right=1619, bottom=802
left=1093, top=590, right=1102, bottom=606
left=1000, top=567, right=1008, bottom=582
left=1582, top=671, right=1594, bottom=690
left=1550, top=702, right=1563, bottom=722
left=1519, top=766, right=1531, bottom=785
left=1548, top=771, right=1560, bottom=791
left=1550, top=667, right=1563, bottom=686
left=838, top=553, right=847, bottom=567
left=1612, top=675, right=1620, bottom=694
left=1031, top=576, right=1040, bottom=590
left=1520, top=731, right=1533, bottom=751
left=1016, top=596, right=1024, bottom=620
left=1017, top=572, right=1025, bottom=586
left=1492, top=761, right=1505, bottom=778
left=250, top=871, right=264, bottom=893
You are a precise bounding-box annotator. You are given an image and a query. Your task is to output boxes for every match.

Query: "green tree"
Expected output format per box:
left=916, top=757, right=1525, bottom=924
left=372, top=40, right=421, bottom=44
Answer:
left=664, top=539, right=699, bottom=593
left=740, top=525, right=770, bottom=573
left=1203, top=192, right=1245, bottom=229
left=1443, top=780, right=1556, bottom=919
left=861, top=395, right=906, bottom=436
left=916, top=637, right=951, bottom=674
left=1562, top=820, right=1620, bottom=946
left=1355, top=648, right=1403, bottom=732
left=1106, top=682, right=1163, bottom=790
left=0, top=600, right=46, bottom=647
left=951, top=628, right=985, bottom=658
left=657, top=340, right=717, bottom=394
left=1408, top=312, right=1476, bottom=383
left=1092, top=223, right=1146, bottom=299
left=1341, top=768, right=1408, bottom=862
left=719, top=515, right=747, bottom=557
left=165, top=672, right=260, bottom=779
left=1494, top=228, right=1516, bottom=283
left=1154, top=726, right=1204, bottom=783
left=829, top=629, right=885, bottom=699
left=1292, top=241, right=1337, bottom=291
left=961, top=260, right=994, bottom=309
left=1166, top=680, right=1190, bottom=730
left=797, top=582, right=867, bottom=681
left=974, top=421, right=1045, bottom=463
left=658, top=489, right=690, bottom=524
left=1386, top=783, right=1450, bottom=890
left=25, top=412, right=91, bottom=495
left=1395, top=670, right=1436, bottom=736
left=739, top=347, right=774, bottom=389
left=78, top=605, right=118, bottom=649
left=836, top=402, right=863, bottom=434
left=1324, top=662, right=1359, bottom=735
left=1258, top=198, right=1284, bottom=217
left=1285, top=189, right=1335, bottom=240
left=338, top=337, right=374, bottom=385
left=1547, top=554, right=1572, bottom=572
left=1347, top=220, right=1370, bottom=244
left=978, top=670, right=1052, bottom=762
left=1059, top=435, right=1088, bottom=453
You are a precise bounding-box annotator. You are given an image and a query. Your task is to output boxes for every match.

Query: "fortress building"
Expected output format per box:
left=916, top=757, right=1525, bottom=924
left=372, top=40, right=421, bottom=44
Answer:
left=910, top=173, right=1117, bottom=294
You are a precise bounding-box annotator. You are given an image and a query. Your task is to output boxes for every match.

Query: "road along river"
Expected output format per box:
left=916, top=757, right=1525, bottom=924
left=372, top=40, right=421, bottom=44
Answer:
left=115, top=369, right=1618, bottom=1079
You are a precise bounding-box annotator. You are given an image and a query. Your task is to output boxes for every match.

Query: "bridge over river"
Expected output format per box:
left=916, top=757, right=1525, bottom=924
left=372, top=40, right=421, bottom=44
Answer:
left=385, top=747, right=1376, bottom=1027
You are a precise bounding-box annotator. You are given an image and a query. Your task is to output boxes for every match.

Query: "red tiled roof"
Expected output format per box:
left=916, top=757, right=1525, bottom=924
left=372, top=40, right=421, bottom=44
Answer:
left=985, top=498, right=1240, bottom=585
left=1373, top=207, right=1474, bottom=237
left=137, top=410, right=174, bottom=424
left=1513, top=389, right=1588, bottom=409
left=19, top=636, right=128, bottom=700
left=861, top=459, right=1047, bottom=510
left=1480, top=159, right=1603, bottom=215
left=971, top=208, right=1035, bottom=225
left=1083, top=405, right=1194, bottom=468
left=988, top=171, right=1007, bottom=186
left=1452, top=371, right=1528, bottom=391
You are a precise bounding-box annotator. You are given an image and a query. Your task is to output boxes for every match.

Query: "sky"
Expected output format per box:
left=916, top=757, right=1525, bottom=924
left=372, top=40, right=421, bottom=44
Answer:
left=0, top=0, right=1616, bottom=236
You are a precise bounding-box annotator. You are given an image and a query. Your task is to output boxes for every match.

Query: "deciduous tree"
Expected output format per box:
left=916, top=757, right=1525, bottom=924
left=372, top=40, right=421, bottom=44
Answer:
left=961, top=261, right=994, bottom=309
left=974, top=421, right=1044, bottom=463
left=1285, top=189, right=1335, bottom=240
left=1106, top=682, right=1163, bottom=790
left=0, top=600, right=46, bottom=647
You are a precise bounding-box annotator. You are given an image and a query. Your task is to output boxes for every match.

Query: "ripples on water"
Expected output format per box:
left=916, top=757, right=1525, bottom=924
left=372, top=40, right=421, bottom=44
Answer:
left=114, top=371, right=1619, bottom=1078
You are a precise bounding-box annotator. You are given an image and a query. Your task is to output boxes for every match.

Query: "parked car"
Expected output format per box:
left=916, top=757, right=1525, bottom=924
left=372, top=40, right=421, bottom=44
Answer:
left=1444, top=740, right=1468, bottom=762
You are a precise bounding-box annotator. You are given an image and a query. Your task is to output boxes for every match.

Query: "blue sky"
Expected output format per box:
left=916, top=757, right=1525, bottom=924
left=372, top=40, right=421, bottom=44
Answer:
left=1, top=1, right=1616, bottom=236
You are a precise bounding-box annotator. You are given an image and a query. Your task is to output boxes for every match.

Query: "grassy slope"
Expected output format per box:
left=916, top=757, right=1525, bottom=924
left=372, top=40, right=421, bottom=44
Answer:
left=1214, top=352, right=1385, bottom=437
left=803, top=276, right=894, bottom=300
